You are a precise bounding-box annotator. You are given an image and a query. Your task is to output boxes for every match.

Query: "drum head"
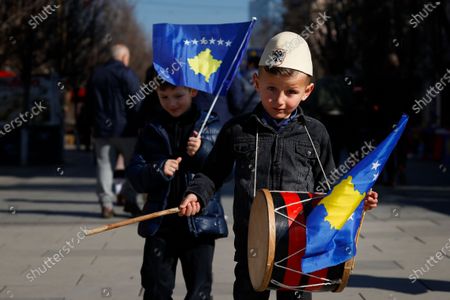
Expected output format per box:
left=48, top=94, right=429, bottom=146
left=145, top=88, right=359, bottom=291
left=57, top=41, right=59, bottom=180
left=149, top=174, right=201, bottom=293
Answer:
left=248, top=189, right=276, bottom=291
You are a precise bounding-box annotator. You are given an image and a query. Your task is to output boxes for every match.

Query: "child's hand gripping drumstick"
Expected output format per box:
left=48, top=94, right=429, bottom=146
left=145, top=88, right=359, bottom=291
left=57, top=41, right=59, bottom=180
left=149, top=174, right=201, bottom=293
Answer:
left=179, top=194, right=201, bottom=216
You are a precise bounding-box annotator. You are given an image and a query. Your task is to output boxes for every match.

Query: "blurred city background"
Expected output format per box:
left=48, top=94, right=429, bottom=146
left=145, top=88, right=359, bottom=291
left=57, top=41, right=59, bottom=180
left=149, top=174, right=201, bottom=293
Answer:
left=0, top=0, right=449, bottom=174
left=1, top=0, right=449, bottom=299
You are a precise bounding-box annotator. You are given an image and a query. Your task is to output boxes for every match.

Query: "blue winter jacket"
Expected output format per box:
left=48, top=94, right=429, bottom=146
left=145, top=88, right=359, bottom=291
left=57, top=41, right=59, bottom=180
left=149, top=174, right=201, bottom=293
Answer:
left=126, top=110, right=228, bottom=238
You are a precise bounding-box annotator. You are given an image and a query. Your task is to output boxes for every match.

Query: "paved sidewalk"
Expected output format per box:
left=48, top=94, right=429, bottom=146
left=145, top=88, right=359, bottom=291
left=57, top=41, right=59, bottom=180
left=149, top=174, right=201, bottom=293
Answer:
left=0, top=150, right=449, bottom=299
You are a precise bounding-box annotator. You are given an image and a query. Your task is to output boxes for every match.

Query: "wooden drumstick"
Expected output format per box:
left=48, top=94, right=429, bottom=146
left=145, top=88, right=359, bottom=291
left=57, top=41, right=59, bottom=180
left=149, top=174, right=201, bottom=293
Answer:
left=84, top=207, right=180, bottom=236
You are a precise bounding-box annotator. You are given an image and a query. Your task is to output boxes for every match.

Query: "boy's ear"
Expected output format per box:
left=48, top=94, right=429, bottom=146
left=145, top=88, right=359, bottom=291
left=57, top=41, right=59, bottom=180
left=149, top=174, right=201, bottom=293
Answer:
left=190, top=89, right=198, bottom=97
left=253, top=72, right=260, bottom=91
left=301, top=83, right=315, bottom=101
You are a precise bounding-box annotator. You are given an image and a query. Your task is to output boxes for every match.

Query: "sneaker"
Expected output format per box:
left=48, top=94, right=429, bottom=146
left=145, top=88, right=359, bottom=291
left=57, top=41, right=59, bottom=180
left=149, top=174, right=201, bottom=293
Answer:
left=102, top=207, right=115, bottom=218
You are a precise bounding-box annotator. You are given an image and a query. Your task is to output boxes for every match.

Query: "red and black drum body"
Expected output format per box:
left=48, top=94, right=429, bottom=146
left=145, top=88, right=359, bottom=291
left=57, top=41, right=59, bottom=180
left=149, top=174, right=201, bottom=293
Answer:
left=248, top=189, right=357, bottom=292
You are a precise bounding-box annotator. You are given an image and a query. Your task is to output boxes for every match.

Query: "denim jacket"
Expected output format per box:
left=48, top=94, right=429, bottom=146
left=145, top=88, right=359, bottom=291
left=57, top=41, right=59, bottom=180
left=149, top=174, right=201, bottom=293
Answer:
left=186, top=103, right=335, bottom=261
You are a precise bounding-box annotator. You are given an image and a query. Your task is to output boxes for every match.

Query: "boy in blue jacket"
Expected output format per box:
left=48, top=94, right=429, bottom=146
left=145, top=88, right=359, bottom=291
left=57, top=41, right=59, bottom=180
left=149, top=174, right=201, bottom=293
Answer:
left=127, top=66, right=227, bottom=300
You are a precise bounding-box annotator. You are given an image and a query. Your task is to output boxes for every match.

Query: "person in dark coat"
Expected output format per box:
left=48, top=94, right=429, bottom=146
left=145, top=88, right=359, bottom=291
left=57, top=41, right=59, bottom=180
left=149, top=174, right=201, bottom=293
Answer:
left=86, top=44, right=142, bottom=218
left=126, top=66, right=227, bottom=300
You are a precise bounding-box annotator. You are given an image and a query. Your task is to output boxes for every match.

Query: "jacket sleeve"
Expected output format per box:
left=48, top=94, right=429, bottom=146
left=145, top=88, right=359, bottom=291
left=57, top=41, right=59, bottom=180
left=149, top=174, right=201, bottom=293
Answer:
left=126, top=127, right=171, bottom=194
left=185, top=123, right=235, bottom=208
left=313, top=126, right=336, bottom=193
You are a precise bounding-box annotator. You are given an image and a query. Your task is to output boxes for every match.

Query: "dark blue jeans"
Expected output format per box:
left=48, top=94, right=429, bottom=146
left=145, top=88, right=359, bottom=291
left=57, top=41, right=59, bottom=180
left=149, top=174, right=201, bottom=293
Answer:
left=141, top=234, right=214, bottom=300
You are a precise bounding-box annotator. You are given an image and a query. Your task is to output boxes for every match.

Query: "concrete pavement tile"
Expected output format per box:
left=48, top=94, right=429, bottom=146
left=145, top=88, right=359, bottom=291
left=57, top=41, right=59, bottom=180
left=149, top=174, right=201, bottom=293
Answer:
left=78, top=256, right=141, bottom=286
left=396, top=243, right=450, bottom=261
left=360, top=231, right=406, bottom=239
left=17, top=257, right=92, bottom=286
left=0, top=213, right=47, bottom=224
left=314, top=289, right=368, bottom=300
left=209, top=281, right=234, bottom=296
left=211, top=236, right=235, bottom=275
left=353, top=260, right=404, bottom=271
left=0, top=229, right=74, bottom=251
left=413, top=235, right=450, bottom=246
left=354, top=289, right=450, bottom=300
left=357, top=235, right=425, bottom=257
left=405, top=257, right=450, bottom=284
left=349, top=289, right=422, bottom=300
left=0, top=284, right=71, bottom=299
left=366, top=205, right=404, bottom=220
left=65, top=284, right=141, bottom=300
left=66, top=249, right=142, bottom=257
left=0, top=255, right=35, bottom=277
left=362, top=219, right=438, bottom=231
left=368, top=204, right=446, bottom=219
left=395, top=225, right=448, bottom=238
left=428, top=219, right=450, bottom=226
left=102, top=228, right=144, bottom=250
left=73, top=232, right=117, bottom=250
left=0, top=249, right=53, bottom=279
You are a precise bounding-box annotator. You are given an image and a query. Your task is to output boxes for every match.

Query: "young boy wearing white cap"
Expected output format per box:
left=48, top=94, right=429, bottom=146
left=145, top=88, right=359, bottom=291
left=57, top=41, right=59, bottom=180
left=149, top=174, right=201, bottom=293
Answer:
left=179, top=32, right=379, bottom=300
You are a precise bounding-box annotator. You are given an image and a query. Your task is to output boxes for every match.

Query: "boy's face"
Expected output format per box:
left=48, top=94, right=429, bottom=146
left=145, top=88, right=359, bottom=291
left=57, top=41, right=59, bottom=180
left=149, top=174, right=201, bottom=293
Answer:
left=254, top=69, right=314, bottom=119
left=157, top=86, right=198, bottom=118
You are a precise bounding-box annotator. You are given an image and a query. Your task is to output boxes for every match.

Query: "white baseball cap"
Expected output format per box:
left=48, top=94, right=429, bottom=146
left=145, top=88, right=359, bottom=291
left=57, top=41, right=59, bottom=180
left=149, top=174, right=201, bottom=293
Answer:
left=259, top=31, right=313, bottom=76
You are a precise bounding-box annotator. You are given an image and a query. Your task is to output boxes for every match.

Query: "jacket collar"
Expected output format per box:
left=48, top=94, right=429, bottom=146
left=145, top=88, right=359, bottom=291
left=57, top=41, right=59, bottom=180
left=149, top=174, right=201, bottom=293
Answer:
left=249, top=103, right=306, bottom=131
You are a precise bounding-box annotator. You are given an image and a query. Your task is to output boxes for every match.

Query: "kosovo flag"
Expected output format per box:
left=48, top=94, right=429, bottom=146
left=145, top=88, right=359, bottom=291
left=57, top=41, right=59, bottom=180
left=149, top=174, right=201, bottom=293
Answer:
left=301, top=115, right=409, bottom=274
left=152, top=20, right=255, bottom=95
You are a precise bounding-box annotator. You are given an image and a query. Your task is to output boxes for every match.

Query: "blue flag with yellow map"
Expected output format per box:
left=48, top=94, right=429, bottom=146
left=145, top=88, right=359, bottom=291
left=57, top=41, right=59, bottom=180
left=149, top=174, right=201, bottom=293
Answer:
left=152, top=21, right=255, bottom=95
left=301, top=115, right=409, bottom=274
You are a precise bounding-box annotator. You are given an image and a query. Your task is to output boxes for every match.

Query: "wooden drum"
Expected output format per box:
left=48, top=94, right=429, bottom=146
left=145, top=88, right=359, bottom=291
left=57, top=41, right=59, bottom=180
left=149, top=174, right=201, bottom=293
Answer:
left=248, top=189, right=361, bottom=292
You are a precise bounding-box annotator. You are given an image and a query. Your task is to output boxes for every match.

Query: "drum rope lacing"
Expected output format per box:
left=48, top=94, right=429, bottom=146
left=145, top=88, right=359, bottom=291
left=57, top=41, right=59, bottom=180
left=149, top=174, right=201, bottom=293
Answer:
left=273, top=196, right=321, bottom=229
left=270, top=197, right=338, bottom=290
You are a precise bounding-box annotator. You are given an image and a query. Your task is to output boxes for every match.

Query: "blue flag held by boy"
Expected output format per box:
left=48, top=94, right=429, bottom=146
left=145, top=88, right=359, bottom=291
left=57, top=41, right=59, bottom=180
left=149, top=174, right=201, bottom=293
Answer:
left=153, top=20, right=255, bottom=96
left=302, top=114, right=409, bottom=274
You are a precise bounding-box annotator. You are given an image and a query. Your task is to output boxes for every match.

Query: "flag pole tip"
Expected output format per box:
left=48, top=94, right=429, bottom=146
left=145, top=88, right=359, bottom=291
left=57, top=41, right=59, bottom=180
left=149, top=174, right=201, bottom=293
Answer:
left=252, top=17, right=258, bottom=21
